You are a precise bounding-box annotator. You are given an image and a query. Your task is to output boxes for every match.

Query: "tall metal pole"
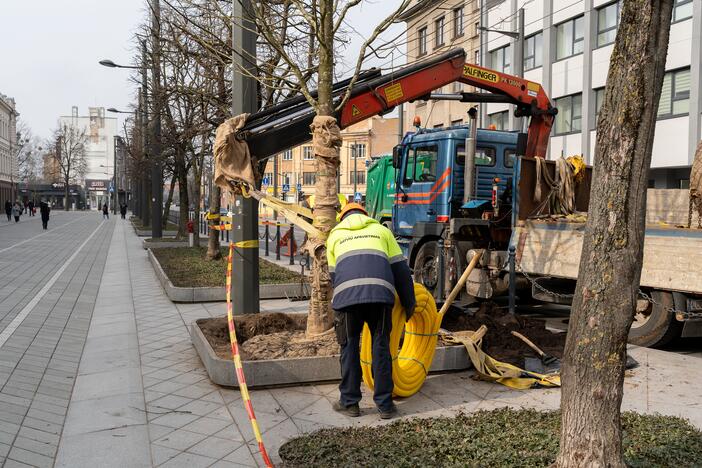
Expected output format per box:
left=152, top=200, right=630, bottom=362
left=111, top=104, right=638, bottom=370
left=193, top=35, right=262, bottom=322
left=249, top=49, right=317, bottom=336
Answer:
left=113, top=136, right=118, bottom=214
left=514, top=8, right=525, bottom=131
left=352, top=144, right=357, bottom=198
left=232, top=0, right=260, bottom=314
left=273, top=153, right=278, bottom=218
left=150, top=0, right=163, bottom=238
left=140, top=42, right=151, bottom=227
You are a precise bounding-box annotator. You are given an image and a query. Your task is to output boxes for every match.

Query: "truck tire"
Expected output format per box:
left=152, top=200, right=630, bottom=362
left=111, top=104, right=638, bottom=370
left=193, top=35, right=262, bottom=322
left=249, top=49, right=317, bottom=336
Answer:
left=628, top=290, right=682, bottom=348
left=413, top=241, right=439, bottom=294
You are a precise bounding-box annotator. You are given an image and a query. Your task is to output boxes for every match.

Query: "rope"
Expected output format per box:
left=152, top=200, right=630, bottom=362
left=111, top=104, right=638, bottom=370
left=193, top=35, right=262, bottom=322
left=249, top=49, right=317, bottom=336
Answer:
left=225, top=242, right=273, bottom=467
left=533, top=156, right=584, bottom=217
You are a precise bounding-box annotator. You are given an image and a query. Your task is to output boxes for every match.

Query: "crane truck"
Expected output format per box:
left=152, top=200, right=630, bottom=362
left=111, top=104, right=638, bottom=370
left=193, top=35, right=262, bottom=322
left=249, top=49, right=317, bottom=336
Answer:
left=235, top=47, right=702, bottom=348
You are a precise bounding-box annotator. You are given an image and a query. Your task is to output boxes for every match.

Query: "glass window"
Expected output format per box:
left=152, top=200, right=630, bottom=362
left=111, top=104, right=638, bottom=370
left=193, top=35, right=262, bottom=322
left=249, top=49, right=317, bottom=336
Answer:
left=451, top=119, right=463, bottom=127
left=597, top=1, right=621, bottom=47
left=504, top=149, right=517, bottom=168
left=556, top=16, right=584, bottom=60
left=488, top=111, right=509, bottom=130
left=349, top=171, right=366, bottom=185
left=352, top=143, right=366, bottom=158
left=554, top=94, right=582, bottom=134
left=418, top=27, right=427, bottom=55
left=673, top=0, right=693, bottom=22
left=658, top=68, right=690, bottom=117
left=404, top=145, right=439, bottom=185
left=303, top=172, right=316, bottom=185
left=490, top=45, right=511, bottom=73
left=453, top=7, right=464, bottom=37
left=303, top=146, right=314, bottom=160
left=455, top=146, right=496, bottom=166
left=282, top=149, right=292, bottom=160
left=524, top=32, right=543, bottom=70
left=594, top=87, right=606, bottom=124
left=435, top=17, right=445, bottom=47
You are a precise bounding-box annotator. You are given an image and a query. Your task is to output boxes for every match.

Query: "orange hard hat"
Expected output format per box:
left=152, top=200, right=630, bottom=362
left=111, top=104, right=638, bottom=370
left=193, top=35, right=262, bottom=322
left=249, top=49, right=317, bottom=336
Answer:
left=339, top=202, right=367, bottom=219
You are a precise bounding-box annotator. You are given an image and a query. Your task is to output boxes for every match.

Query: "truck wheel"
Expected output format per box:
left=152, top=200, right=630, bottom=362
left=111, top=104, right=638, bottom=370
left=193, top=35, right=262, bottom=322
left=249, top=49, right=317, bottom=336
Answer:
left=413, top=241, right=439, bottom=293
left=628, top=290, right=682, bottom=348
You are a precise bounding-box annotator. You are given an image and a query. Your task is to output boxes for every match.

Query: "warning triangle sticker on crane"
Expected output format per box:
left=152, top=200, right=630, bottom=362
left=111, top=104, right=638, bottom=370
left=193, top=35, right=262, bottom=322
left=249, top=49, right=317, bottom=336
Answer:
left=351, top=105, right=361, bottom=117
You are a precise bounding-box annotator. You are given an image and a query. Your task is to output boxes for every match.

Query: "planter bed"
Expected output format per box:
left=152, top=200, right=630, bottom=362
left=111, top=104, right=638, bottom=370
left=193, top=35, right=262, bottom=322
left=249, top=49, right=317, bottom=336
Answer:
left=148, top=249, right=308, bottom=301
left=142, top=238, right=188, bottom=249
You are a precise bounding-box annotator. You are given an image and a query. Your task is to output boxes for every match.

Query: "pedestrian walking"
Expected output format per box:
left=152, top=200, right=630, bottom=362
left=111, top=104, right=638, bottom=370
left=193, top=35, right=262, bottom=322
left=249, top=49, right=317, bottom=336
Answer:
left=326, top=203, right=416, bottom=420
left=120, top=203, right=127, bottom=219
left=40, top=200, right=50, bottom=230
left=4, top=200, right=11, bottom=221
left=12, top=201, right=22, bottom=223
left=28, top=200, right=35, bottom=216
left=102, top=203, right=109, bottom=220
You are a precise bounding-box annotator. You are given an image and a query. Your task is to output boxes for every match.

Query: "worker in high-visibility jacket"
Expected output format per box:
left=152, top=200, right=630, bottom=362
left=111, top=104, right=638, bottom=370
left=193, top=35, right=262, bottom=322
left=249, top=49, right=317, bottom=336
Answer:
left=326, top=202, right=415, bottom=419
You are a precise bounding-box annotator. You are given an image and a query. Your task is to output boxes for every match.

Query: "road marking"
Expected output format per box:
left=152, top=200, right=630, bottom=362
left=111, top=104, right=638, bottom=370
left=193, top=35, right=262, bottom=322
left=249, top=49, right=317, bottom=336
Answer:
left=0, top=220, right=105, bottom=348
left=0, top=214, right=85, bottom=254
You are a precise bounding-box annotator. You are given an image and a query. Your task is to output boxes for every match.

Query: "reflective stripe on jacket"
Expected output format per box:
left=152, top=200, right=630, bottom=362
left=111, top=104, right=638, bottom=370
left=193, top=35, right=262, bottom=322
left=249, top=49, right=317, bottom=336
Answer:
left=326, top=213, right=415, bottom=311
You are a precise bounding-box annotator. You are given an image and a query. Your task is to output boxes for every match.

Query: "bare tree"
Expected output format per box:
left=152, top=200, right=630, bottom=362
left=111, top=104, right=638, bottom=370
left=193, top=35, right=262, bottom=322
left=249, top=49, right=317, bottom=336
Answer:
left=15, top=122, right=43, bottom=203
left=53, top=123, right=88, bottom=211
left=555, top=1, right=674, bottom=466
left=248, top=0, right=422, bottom=336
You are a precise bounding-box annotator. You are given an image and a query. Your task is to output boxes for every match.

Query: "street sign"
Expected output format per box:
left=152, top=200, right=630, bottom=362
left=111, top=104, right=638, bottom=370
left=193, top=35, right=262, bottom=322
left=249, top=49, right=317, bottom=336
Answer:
left=282, top=183, right=290, bottom=193
left=262, top=176, right=269, bottom=187
left=296, top=183, right=301, bottom=193
left=355, top=192, right=362, bottom=202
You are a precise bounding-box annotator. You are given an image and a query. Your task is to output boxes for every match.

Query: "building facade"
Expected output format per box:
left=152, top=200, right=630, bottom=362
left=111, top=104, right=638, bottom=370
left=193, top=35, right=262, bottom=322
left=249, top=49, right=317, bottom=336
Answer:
left=482, top=0, right=699, bottom=188
left=261, top=116, right=399, bottom=204
left=0, top=93, right=18, bottom=206
left=400, top=0, right=482, bottom=130
left=58, top=107, right=118, bottom=209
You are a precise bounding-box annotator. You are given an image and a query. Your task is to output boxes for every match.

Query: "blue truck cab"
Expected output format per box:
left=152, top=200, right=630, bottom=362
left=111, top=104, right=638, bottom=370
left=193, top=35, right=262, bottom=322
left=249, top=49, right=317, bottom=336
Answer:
left=390, top=124, right=523, bottom=297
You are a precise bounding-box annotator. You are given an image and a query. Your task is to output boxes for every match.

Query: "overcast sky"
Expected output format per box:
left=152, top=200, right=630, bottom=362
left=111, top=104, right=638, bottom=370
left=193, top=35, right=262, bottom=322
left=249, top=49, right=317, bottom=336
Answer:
left=0, top=0, right=405, bottom=142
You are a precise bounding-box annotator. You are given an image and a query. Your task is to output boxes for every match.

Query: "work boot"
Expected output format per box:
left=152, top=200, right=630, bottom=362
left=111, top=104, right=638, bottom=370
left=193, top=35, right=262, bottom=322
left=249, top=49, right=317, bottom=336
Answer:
left=378, top=404, right=397, bottom=420
left=332, top=401, right=360, bottom=417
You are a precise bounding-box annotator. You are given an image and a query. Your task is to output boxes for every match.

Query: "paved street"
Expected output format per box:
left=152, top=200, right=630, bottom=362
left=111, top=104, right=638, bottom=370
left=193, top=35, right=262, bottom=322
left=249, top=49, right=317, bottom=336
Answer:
left=0, top=212, right=701, bottom=467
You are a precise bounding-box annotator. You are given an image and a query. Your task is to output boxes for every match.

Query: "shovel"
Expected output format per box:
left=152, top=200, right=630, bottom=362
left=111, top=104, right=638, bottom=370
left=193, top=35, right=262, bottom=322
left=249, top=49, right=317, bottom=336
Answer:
left=510, top=331, right=561, bottom=374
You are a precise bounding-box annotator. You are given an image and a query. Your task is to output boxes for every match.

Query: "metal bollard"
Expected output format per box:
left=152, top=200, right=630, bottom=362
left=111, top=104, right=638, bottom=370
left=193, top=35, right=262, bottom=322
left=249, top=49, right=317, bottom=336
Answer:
left=437, top=237, right=445, bottom=302
left=509, top=245, right=516, bottom=315
left=276, top=223, right=281, bottom=261
left=289, top=225, right=295, bottom=265
left=264, top=224, right=269, bottom=257
left=226, top=225, right=229, bottom=242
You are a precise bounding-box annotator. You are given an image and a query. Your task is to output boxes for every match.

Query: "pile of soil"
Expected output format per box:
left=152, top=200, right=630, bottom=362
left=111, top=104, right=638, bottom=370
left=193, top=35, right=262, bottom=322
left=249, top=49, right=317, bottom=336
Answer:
left=197, top=313, right=339, bottom=361
left=440, top=302, right=566, bottom=367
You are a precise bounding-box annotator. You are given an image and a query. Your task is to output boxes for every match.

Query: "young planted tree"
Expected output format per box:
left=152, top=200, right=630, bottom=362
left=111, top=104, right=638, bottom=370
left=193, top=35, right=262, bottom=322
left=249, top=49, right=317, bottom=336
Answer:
left=53, top=123, right=88, bottom=211
left=555, top=1, right=674, bottom=466
left=250, top=0, right=422, bottom=336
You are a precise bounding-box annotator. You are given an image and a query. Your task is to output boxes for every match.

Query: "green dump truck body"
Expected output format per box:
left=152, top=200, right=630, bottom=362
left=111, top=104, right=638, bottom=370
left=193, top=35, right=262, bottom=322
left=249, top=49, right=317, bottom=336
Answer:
left=365, top=155, right=396, bottom=224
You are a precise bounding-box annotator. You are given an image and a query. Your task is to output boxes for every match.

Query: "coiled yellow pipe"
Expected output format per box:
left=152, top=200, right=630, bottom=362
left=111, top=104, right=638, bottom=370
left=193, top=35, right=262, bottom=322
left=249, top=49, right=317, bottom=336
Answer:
left=360, top=283, right=442, bottom=398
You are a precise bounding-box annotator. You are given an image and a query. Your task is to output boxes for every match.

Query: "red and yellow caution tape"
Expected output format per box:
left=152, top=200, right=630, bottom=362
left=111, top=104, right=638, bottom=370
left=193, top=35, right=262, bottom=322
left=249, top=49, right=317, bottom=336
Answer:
left=225, top=241, right=273, bottom=467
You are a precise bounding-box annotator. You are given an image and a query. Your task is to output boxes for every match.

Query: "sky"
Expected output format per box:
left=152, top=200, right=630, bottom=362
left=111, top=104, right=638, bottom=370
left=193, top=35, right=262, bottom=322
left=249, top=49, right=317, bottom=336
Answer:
left=0, top=0, right=406, bottom=143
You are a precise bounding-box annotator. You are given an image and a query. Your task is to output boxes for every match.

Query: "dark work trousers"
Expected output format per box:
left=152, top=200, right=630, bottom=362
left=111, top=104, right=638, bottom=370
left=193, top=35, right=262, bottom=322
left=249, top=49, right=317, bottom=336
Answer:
left=334, top=303, right=393, bottom=411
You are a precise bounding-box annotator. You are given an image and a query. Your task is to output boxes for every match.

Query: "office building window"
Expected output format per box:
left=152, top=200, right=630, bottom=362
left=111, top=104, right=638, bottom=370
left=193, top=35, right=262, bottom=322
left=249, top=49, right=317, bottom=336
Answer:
left=303, top=145, right=314, bottom=160
left=349, top=171, right=366, bottom=185
left=554, top=94, right=582, bottom=135
left=474, top=21, right=480, bottom=37
left=453, top=81, right=464, bottom=93
left=658, top=67, right=690, bottom=118
left=435, top=16, right=445, bottom=47
left=418, top=27, right=427, bottom=56
left=490, top=45, right=511, bottom=73
left=524, top=32, right=543, bottom=70
left=488, top=111, right=509, bottom=130
left=263, top=172, right=273, bottom=183
left=597, top=1, right=621, bottom=47
left=594, top=87, right=606, bottom=124
left=282, top=149, right=292, bottom=160
left=453, top=6, right=464, bottom=38
left=673, top=0, right=693, bottom=22
left=302, top=172, right=316, bottom=185
left=351, top=143, right=366, bottom=158
left=282, top=173, right=292, bottom=185
left=451, top=119, right=463, bottom=127
left=556, top=16, right=584, bottom=60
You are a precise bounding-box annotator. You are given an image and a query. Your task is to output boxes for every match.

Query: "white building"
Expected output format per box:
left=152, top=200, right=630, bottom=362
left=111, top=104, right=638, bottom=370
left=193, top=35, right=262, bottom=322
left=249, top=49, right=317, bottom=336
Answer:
left=482, top=0, right=699, bottom=188
left=0, top=93, right=18, bottom=205
left=59, top=107, right=118, bottom=208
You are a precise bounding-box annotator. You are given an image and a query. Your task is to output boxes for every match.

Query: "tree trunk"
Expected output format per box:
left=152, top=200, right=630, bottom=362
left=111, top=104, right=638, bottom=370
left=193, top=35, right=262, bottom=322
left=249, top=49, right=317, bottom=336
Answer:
left=64, top=173, right=70, bottom=211
left=192, top=171, right=201, bottom=247
left=555, top=2, right=673, bottom=467
left=176, top=160, right=189, bottom=239
left=305, top=0, right=338, bottom=337
left=163, top=175, right=176, bottom=229
left=207, top=181, right=222, bottom=260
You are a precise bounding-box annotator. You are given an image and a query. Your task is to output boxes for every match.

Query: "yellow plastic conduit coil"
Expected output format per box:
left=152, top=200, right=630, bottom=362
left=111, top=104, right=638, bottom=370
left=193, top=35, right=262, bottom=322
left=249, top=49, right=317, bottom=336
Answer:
left=360, top=283, right=442, bottom=398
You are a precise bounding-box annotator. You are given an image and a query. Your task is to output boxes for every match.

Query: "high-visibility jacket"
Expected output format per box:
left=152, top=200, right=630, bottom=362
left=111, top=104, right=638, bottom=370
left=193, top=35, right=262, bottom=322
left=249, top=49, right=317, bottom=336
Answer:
left=326, top=213, right=416, bottom=311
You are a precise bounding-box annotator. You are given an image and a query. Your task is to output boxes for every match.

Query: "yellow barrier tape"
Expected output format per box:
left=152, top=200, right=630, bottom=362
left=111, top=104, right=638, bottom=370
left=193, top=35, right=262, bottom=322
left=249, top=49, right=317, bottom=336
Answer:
left=206, top=212, right=221, bottom=220
left=234, top=240, right=259, bottom=248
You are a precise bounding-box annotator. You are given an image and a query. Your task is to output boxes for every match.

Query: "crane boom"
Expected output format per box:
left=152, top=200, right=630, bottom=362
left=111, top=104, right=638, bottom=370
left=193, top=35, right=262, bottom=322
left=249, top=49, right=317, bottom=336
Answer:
left=239, top=48, right=556, bottom=160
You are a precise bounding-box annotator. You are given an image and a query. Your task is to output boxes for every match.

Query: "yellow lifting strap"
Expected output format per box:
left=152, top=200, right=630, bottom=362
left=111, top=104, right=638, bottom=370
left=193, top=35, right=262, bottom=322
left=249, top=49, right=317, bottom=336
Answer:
left=240, top=185, right=323, bottom=238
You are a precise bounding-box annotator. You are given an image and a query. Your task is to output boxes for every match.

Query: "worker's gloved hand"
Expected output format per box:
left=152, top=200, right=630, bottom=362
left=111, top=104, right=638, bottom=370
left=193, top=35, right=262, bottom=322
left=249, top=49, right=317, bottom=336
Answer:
left=405, top=305, right=416, bottom=322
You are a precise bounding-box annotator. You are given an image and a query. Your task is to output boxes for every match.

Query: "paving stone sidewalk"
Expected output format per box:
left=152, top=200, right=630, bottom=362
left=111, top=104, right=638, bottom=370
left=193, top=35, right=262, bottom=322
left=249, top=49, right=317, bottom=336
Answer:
left=53, top=218, right=702, bottom=467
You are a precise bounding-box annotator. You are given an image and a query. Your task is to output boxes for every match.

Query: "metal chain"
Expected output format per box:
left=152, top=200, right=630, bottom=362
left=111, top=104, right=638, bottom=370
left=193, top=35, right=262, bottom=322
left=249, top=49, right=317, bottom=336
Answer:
left=637, top=289, right=702, bottom=320
left=514, top=259, right=576, bottom=300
